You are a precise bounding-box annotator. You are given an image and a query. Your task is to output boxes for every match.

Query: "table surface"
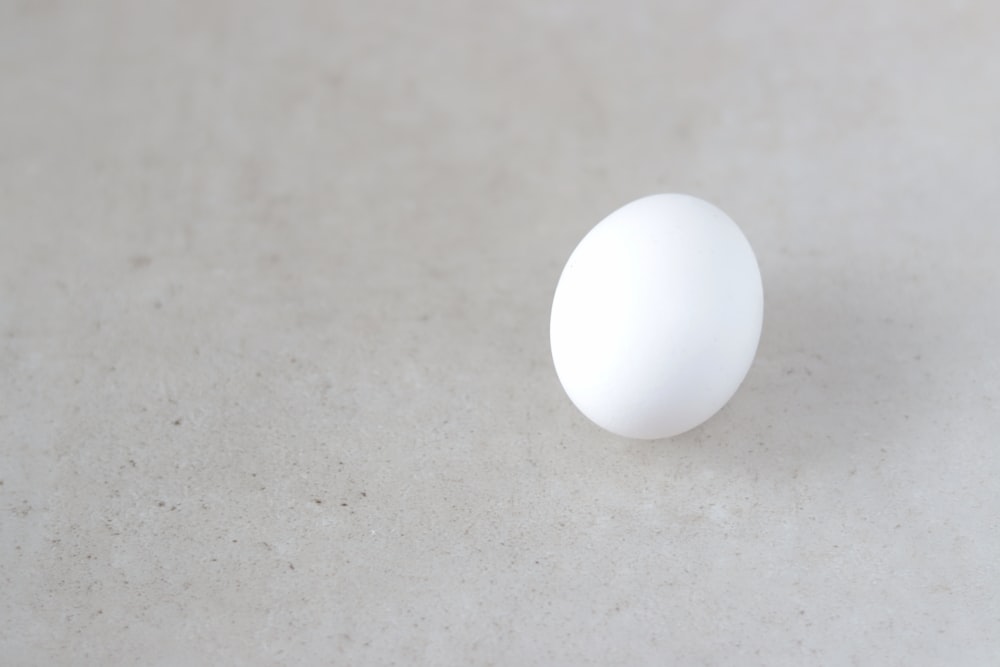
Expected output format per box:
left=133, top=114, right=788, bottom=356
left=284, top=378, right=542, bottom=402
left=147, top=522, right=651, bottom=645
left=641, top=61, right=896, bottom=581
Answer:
left=2, top=1, right=999, bottom=665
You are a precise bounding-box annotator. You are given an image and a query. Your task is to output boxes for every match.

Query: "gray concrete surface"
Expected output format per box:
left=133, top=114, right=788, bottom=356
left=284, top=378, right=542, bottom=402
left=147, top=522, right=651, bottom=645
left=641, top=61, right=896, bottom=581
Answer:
left=2, top=1, right=999, bottom=664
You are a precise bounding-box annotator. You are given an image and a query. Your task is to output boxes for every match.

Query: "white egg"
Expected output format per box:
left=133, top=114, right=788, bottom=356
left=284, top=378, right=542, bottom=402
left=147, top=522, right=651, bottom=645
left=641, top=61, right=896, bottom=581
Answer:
left=550, top=194, right=763, bottom=440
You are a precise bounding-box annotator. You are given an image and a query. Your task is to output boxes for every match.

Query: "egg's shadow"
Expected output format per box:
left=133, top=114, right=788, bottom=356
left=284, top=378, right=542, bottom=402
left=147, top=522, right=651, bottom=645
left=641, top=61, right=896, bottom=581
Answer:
left=624, top=252, right=931, bottom=468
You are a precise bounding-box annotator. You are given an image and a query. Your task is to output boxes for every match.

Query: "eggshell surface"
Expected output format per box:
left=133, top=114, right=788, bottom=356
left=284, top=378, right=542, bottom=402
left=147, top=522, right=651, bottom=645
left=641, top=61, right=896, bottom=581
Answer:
left=550, top=194, right=763, bottom=440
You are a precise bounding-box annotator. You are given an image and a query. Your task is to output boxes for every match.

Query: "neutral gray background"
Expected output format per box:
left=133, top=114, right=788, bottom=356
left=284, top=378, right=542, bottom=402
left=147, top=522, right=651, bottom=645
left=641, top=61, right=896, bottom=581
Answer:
left=2, top=1, right=998, bottom=665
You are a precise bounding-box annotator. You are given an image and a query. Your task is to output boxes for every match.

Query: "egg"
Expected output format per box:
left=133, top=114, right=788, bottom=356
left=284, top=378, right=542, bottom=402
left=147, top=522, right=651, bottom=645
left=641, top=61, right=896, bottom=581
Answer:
left=550, top=194, right=763, bottom=440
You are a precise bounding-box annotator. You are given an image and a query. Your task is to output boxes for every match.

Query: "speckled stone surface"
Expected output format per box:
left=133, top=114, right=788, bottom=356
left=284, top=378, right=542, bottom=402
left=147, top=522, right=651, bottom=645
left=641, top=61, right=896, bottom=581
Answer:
left=2, top=1, right=999, bottom=665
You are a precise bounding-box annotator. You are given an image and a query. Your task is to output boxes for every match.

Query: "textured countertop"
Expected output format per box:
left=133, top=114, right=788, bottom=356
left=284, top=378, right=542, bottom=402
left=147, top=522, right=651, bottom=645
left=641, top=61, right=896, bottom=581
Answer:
left=2, top=1, right=999, bottom=664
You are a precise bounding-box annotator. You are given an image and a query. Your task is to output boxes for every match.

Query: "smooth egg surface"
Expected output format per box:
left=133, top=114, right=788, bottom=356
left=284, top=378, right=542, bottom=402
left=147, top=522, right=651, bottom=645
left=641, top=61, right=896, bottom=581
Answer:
left=550, top=194, right=763, bottom=439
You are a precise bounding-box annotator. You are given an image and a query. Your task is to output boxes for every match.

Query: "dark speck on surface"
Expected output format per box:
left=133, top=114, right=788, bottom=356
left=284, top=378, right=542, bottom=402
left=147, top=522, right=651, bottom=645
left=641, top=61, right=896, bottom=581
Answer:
left=129, top=255, right=152, bottom=270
